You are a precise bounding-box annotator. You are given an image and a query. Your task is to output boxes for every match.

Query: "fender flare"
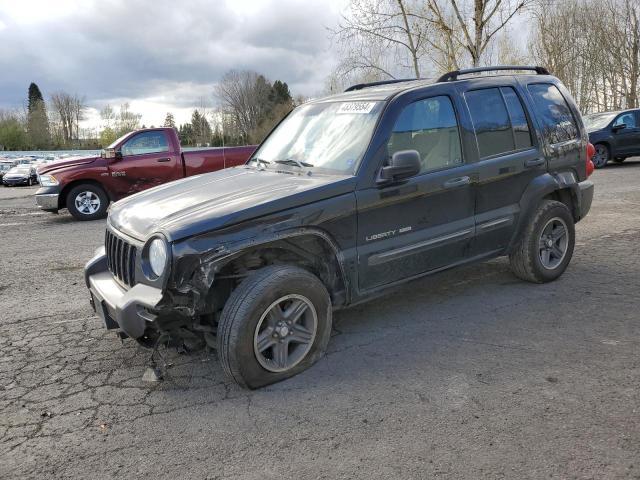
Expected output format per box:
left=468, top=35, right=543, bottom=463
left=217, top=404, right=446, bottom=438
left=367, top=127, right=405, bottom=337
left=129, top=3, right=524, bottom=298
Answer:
left=176, top=226, right=352, bottom=311
left=507, top=172, right=580, bottom=253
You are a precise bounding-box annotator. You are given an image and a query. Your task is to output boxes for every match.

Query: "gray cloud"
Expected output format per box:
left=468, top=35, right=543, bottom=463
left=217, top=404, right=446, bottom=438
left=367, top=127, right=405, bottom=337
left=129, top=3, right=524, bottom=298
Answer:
left=0, top=0, right=342, bottom=120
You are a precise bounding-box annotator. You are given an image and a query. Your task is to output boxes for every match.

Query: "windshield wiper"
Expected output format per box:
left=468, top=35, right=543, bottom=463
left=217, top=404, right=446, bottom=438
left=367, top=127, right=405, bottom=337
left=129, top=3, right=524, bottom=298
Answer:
left=274, top=158, right=314, bottom=168
left=251, top=157, right=271, bottom=167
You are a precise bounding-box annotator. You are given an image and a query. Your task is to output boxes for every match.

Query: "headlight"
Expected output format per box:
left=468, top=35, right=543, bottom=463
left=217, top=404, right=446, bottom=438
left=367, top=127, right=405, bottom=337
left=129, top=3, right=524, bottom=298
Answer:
left=148, top=238, right=168, bottom=277
left=39, top=174, right=58, bottom=186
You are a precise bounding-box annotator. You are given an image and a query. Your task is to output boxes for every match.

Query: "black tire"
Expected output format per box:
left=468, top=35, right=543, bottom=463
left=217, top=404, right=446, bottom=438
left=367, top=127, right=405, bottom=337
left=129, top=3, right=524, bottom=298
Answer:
left=27, top=178, right=32, bottom=186
left=66, top=183, right=109, bottom=221
left=592, top=144, right=609, bottom=168
left=509, top=200, right=575, bottom=283
left=613, top=157, right=625, bottom=163
left=217, top=265, right=332, bottom=389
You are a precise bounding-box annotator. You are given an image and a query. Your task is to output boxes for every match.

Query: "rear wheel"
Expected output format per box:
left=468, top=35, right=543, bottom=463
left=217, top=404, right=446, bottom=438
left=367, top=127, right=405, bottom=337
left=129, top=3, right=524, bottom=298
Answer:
left=592, top=144, right=609, bottom=168
left=66, top=184, right=109, bottom=220
left=613, top=157, right=625, bottom=163
left=217, top=265, right=332, bottom=389
left=509, top=200, right=575, bottom=283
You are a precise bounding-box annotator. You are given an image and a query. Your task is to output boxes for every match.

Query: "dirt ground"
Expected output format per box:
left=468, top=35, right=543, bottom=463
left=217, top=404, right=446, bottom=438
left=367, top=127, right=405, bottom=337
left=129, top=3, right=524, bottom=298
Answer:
left=1, top=161, right=639, bottom=479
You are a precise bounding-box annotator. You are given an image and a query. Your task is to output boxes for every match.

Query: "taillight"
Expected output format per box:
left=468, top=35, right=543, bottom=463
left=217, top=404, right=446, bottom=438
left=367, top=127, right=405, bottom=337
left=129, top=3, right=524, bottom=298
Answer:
left=586, top=143, right=595, bottom=177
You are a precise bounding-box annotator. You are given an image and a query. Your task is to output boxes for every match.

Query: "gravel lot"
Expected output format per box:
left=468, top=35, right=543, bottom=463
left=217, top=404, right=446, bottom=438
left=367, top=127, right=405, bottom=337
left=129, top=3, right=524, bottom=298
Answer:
left=1, top=161, right=639, bottom=479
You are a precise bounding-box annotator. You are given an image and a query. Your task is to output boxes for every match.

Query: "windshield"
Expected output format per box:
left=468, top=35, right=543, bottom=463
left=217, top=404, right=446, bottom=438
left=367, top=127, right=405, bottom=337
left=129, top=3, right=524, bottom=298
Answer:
left=0, top=164, right=12, bottom=171
left=583, top=112, right=616, bottom=130
left=250, top=101, right=384, bottom=174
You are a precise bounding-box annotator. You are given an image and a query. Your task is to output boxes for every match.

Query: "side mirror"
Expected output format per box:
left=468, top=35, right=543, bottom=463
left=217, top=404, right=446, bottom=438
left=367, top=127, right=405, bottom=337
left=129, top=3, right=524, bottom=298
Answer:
left=102, top=148, right=123, bottom=160
left=612, top=123, right=626, bottom=131
left=378, top=150, right=421, bottom=184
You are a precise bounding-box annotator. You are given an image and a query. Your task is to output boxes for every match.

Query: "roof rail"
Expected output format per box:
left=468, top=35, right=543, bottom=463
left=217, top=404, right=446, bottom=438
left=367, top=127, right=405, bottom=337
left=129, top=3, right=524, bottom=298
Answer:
left=436, top=65, right=550, bottom=83
left=344, top=78, right=416, bottom=92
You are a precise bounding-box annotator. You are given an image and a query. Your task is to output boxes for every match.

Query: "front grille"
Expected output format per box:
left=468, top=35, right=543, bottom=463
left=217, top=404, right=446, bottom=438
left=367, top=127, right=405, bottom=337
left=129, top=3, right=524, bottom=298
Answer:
left=105, top=229, right=137, bottom=288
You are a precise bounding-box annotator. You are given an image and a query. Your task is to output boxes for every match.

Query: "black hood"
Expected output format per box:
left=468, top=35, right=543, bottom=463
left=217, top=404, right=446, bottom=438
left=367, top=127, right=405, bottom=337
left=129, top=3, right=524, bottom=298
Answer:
left=108, top=166, right=356, bottom=242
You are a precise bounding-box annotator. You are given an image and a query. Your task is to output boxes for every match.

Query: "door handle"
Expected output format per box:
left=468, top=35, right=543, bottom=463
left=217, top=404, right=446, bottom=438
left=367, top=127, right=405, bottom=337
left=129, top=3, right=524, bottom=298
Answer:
left=525, top=158, right=545, bottom=168
left=157, top=158, right=171, bottom=163
left=443, top=176, right=470, bottom=188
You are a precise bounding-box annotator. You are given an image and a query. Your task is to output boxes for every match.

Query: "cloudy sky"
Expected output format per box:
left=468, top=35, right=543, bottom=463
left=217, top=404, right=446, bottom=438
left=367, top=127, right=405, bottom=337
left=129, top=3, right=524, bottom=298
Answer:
left=0, top=0, right=348, bottom=128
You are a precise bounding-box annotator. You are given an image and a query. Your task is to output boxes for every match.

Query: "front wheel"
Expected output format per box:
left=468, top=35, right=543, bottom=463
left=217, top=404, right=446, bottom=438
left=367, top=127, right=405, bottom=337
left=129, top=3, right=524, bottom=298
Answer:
left=217, top=265, right=332, bottom=389
left=66, top=184, right=109, bottom=220
left=509, top=200, right=575, bottom=283
left=592, top=144, right=609, bottom=168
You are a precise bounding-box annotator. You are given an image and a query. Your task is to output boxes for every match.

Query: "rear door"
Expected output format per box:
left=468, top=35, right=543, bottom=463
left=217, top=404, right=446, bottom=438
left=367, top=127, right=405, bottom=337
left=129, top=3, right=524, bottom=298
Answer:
left=108, top=130, right=183, bottom=199
left=356, top=92, right=476, bottom=291
left=460, top=82, right=544, bottom=255
left=611, top=111, right=640, bottom=156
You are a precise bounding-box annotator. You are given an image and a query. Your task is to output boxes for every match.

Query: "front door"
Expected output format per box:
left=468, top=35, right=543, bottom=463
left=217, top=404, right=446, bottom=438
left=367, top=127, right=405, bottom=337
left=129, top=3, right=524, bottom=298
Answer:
left=108, top=130, right=182, bottom=199
left=356, top=95, right=476, bottom=291
left=612, top=111, right=640, bottom=156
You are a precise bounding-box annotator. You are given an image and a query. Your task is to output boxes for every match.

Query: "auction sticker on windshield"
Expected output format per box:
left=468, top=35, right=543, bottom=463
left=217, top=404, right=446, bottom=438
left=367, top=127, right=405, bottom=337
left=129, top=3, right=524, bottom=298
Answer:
left=336, top=102, right=377, bottom=114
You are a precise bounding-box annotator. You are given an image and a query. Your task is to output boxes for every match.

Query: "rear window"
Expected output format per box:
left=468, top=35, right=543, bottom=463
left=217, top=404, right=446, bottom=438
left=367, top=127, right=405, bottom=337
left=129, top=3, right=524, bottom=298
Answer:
left=527, top=83, right=578, bottom=145
left=465, top=87, right=532, bottom=158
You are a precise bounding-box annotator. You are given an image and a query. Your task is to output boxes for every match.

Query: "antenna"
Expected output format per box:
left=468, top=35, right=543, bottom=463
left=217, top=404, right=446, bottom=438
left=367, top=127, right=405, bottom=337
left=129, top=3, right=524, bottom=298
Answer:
left=220, top=115, right=226, bottom=168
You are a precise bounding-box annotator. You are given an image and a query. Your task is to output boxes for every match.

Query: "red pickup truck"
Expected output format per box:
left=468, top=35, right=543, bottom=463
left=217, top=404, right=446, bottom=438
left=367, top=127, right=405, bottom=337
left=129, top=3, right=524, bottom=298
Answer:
left=35, top=127, right=255, bottom=220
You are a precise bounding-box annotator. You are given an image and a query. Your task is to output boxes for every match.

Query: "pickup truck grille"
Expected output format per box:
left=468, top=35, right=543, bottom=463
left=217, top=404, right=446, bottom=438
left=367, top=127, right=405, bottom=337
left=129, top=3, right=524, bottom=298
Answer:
left=105, top=230, right=137, bottom=288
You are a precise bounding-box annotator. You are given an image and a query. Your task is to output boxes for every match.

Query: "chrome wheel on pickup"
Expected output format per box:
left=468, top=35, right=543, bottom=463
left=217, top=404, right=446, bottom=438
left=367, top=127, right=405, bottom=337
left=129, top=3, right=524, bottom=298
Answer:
left=67, top=183, right=109, bottom=221
left=218, top=265, right=332, bottom=389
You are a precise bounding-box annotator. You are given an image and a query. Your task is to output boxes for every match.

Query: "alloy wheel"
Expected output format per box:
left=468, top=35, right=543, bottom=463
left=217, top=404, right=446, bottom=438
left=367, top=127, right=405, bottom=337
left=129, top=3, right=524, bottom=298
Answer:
left=253, top=294, right=318, bottom=373
left=538, top=217, right=569, bottom=270
left=74, top=191, right=101, bottom=215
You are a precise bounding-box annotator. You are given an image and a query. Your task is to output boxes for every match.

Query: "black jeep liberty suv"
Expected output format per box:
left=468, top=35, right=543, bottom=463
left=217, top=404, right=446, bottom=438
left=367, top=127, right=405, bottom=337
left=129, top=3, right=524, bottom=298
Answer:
left=85, top=66, right=595, bottom=388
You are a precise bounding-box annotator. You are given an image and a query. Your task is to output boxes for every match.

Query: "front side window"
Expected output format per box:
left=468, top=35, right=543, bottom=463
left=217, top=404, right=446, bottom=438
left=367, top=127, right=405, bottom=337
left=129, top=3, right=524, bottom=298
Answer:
left=250, top=101, right=384, bottom=174
left=528, top=83, right=578, bottom=145
left=613, top=112, right=637, bottom=129
left=387, top=96, right=462, bottom=173
left=122, top=131, right=169, bottom=156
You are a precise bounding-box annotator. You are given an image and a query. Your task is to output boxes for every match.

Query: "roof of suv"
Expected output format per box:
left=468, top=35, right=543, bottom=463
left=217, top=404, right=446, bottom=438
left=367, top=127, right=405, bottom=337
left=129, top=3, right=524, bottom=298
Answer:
left=314, top=66, right=553, bottom=104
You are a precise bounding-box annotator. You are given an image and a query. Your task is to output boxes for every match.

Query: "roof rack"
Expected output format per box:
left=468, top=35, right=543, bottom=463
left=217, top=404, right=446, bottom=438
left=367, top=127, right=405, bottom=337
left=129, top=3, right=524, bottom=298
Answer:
left=436, top=65, right=550, bottom=83
left=344, top=78, right=416, bottom=92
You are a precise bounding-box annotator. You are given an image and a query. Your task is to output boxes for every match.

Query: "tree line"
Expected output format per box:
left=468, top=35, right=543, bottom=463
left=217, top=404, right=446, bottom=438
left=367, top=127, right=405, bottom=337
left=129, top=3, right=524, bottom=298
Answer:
left=0, top=83, right=89, bottom=150
left=328, top=0, right=640, bottom=113
left=0, top=73, right=296, bottom=151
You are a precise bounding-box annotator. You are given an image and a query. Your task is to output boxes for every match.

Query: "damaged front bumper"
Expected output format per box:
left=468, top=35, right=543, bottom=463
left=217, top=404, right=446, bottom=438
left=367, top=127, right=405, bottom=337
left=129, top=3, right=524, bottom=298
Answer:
left=85, top=246, right=163, bottom=339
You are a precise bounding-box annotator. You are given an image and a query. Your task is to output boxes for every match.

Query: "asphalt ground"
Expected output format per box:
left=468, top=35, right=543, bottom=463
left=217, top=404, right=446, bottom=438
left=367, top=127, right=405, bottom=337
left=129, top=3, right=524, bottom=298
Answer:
left=1, top=160, right=639, bottom=479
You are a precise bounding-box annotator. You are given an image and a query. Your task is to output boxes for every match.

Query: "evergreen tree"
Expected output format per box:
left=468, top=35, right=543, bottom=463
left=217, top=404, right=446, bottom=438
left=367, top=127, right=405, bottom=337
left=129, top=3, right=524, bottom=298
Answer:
left=191, top=109, right=211, bottom=146
left=163, top=112, right=176, bottom=129
left=27, top=82, right=50, bottom=148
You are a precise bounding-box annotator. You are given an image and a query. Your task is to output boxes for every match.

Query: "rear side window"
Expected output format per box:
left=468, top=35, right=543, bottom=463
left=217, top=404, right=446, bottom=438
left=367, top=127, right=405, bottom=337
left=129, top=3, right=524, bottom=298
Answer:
left=527, top=83, right=578, bottom=145
left=465, top=87, right=524, bottom=158
left=388, top=96, right=462, bottom=173
left=122, top=131, right=169, bottom=156
left=501, top=87, right=532, bottom=150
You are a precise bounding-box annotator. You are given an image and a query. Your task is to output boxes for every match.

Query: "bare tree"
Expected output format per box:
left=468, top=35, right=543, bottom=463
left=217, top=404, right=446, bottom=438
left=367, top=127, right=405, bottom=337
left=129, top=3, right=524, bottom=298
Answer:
left=50, top=92, right=86, bottom=146
left=530, top=0, right=639, bottom=112
left=331, top=0, right=431, bottom=80
left=116, top=103, right=142, bottom=135
left=427, top=0, right=534, bottom=68
left=215, top=70, right=272, bottom=141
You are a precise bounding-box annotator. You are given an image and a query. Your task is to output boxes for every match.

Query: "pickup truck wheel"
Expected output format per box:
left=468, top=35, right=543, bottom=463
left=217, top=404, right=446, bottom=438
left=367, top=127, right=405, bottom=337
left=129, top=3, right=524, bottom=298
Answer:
left=67, top=184, right=108, bottom=220
left=592, top=144, right=609, bottom=168
left=509, top=200, right=575, bottom=283
left=217, top=265, right=332, bottom=389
